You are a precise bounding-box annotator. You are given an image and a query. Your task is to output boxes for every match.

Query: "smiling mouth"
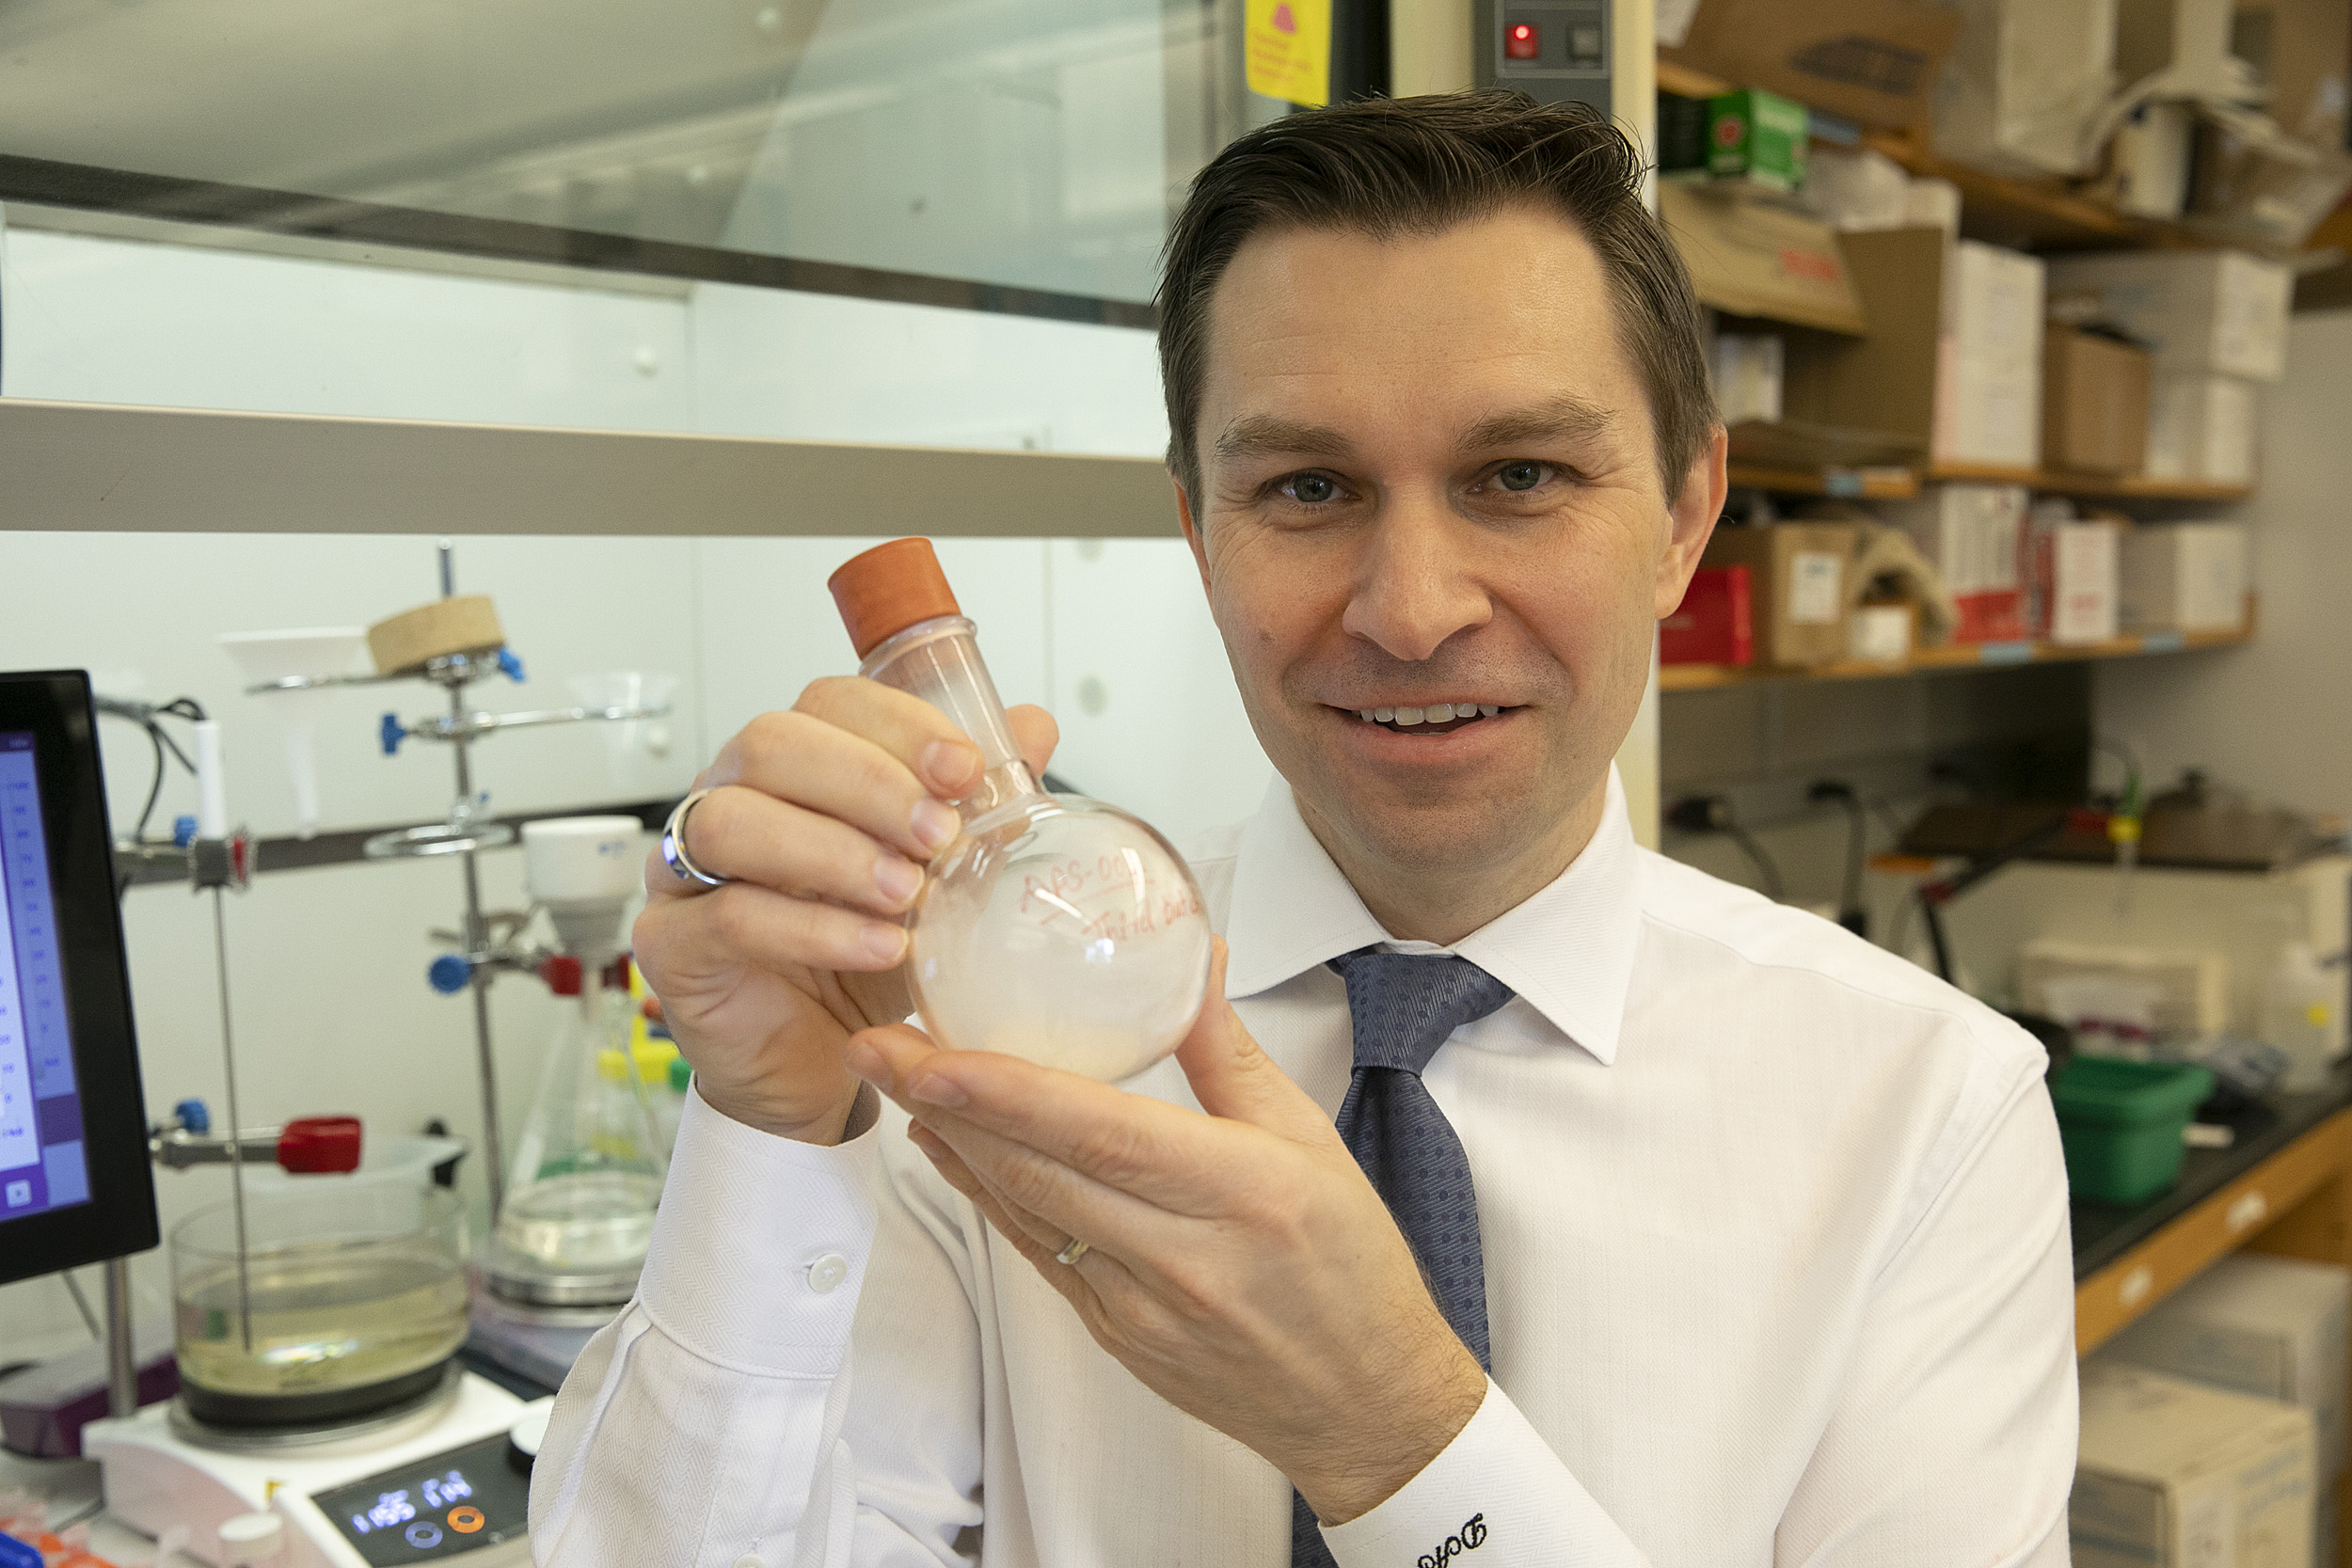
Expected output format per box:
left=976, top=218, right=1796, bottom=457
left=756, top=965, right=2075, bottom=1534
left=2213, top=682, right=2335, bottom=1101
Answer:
left=1339, top=702, right=1510, bottom=736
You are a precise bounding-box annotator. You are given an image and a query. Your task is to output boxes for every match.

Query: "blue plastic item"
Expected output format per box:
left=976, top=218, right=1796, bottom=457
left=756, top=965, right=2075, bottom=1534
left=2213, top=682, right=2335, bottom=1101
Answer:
left=0, top=1529, right=46, bottom=1568
left=380, top=713, right=405, bottom=755
left=428, top=954, right=474, bottom=994
left=498, top=647, right=526, bottom=681
left=174, top=1097, right=211, bottom=1134
left=171, top=814, right=199, bottom=847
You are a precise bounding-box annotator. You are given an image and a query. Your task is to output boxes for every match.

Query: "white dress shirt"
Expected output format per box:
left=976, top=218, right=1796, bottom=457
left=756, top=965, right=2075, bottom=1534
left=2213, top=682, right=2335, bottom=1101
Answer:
left=531, top=769, right=2077, bottom=1567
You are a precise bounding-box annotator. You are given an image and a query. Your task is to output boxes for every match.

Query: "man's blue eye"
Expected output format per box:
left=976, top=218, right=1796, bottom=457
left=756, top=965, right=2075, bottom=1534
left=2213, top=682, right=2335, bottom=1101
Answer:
left=1289, top=474, right=1337, bottom=503
left=1497, top=462, right=1545, bottom=492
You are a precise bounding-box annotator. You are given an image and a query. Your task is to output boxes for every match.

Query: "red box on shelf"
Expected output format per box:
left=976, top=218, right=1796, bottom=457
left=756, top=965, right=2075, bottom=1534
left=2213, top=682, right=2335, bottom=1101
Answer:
left=1661, top=564, right=1755, bottom=666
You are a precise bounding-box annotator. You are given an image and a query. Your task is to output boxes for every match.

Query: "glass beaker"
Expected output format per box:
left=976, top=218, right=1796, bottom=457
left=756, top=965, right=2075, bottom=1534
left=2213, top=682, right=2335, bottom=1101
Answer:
left=485, top=959, right=666, bottom=1306
left=171, top=1182, right=469, bottom=1427
left=830, top=539, right=1213, bottom=1082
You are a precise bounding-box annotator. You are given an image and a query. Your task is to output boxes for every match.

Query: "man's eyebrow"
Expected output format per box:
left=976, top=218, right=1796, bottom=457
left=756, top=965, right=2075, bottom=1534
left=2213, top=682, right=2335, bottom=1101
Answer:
left=1212, top=416, right=1356, bottom=467
left=1456, top=395, right=1616, bottom=454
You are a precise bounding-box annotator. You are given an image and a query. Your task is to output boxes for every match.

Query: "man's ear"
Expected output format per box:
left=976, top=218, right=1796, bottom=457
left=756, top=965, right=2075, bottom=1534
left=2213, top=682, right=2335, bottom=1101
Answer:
left=1654, top=425, right=1728, bottom=619
left=1174, top=477, right=1213, bottom=594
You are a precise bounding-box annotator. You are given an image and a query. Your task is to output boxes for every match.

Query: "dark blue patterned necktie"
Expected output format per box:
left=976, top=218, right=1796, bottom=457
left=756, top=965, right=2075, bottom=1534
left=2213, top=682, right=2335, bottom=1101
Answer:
left=1291, top=948, right=1516, bottom=1567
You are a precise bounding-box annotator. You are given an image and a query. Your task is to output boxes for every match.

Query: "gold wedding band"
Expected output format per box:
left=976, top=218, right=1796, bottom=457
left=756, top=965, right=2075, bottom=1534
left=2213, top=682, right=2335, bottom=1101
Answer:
left=1055, top=1238, right=1091, bottom=1266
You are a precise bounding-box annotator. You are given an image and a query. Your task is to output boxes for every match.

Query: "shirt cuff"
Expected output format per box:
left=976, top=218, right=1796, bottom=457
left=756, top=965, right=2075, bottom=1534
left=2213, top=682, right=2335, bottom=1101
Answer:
left=1320, top=1380, right=1645, bottom=1568
left=633, top=1081, right=882, bottom=1379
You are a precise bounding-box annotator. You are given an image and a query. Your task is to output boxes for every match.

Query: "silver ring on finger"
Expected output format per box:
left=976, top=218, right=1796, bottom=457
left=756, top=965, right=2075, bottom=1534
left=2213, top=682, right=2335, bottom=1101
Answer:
left=660, top=788, right=732, bottom=888
left=1054, top=1237, right=1091, bottom=1267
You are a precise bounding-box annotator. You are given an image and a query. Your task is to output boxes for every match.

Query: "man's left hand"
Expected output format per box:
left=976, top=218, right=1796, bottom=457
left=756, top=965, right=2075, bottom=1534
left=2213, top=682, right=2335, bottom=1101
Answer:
left=842, top=939, right=1487, bottom=1527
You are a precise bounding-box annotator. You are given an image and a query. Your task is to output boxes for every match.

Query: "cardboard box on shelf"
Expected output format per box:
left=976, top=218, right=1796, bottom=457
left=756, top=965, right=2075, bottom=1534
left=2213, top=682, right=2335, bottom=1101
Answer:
left=1660, top=182, right=1867, bottom=335
left=1932, top=0, right=2119, bottom=177
left=1883, top=483, right=2027, bottom=643
left=2045, top=249, right=2295, bottom=382
left=1933, top=241, right=2046, bottom=469
left=1697, top=524, right=1859, bottom=666
left=2232, top=0, right=2351, bottom=151
left=1902, top=176, right=1963, bottom=231
left=2026, top=514, right=2122, bottom=644
left=1776, top=228, right=1947, bottom=456
left=1708, top=88, right=1810, bottom=192
left=2120, top=521, right=2250, bottom=632
left=2104, top=1253, right=2351, bottom=1484
left=2148, top=373, right=2258, bottom=485
left=1660, top=0, right=1963, bottom=135
left=1661, top=564, right=1756, bottom=666
left=2074, top=1363, right=2316, bottom=1568
left=2042, top=325, right=2152, bottom=475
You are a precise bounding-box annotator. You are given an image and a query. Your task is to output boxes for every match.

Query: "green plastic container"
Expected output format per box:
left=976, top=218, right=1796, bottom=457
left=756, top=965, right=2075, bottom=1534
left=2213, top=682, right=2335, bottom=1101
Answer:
left=2050, top=1056, right=2216, bottom=1205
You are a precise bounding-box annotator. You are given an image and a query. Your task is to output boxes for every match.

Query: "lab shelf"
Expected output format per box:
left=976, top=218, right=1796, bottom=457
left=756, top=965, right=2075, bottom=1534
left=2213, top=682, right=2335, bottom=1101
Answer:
left=1658, top=625, right=2252, bottom=691
left=0, top=398, right=1183, bottom=539
left=1925, top=461, right=2254, bottom=503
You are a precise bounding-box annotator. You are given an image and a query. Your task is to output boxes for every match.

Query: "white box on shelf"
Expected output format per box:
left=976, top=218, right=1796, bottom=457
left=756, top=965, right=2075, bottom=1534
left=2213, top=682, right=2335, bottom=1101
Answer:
left=2120, top=521, right=2249, bottom=632
left=2035, top=517, right=2121, bottom=644
left=1932, top=0, right=2118, bottom=177
left=1933, top=241, right=2045, bottom=468
left=1710, top=333, right=1785, bottom=425
left=2104, top=1253, right=2351, bottom=1484
left=2147, top=373, right=2258, bottom=486
left=2074, top=1363, right=2316, bottom=1568
left=1804, top=147, right=1913, bottom=230
left=2045, top=249, right=2294, bottom=382
left=1885, top=483, right=2030, bottom=643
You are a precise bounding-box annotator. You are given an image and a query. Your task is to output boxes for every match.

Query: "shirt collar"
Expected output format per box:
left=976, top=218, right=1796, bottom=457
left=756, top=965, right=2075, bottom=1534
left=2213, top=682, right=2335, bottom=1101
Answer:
left=1221, top=768, right=1642, bottom=1066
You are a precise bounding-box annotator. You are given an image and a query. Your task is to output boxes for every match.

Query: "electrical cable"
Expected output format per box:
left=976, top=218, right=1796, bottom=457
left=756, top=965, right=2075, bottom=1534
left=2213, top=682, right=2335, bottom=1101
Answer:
left=1721, top=822, right=1787, bottom=902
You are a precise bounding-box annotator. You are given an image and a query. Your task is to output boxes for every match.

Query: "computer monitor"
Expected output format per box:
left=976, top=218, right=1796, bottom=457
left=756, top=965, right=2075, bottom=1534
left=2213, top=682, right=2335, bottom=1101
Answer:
left=0, top=671, right=157, bottom=1286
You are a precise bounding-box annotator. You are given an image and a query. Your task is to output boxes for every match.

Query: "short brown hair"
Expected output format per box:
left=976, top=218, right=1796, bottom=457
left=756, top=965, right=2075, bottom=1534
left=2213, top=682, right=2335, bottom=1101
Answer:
left=1156, top=89, right=1717, bottom=505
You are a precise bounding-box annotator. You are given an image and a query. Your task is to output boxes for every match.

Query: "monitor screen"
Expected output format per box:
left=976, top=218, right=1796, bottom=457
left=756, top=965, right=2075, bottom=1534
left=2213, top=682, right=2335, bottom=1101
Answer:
left=0, top=673, right=155, bottom=1286
left=1, top=730, right=93, bottom=1220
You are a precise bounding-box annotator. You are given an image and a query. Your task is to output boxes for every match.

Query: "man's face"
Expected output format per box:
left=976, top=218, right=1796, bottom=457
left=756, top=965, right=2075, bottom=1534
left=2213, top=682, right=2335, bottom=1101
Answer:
left=1178, top=203, right=1720, bottom=893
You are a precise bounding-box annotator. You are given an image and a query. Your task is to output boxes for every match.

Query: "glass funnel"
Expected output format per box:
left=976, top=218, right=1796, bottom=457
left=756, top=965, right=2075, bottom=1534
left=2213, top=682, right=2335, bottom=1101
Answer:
left=170, top=1182, right=469, bottom=1427
left=484, top=959, right=666, bottom=1307
left=830, top=539, right=1212, bottom=1082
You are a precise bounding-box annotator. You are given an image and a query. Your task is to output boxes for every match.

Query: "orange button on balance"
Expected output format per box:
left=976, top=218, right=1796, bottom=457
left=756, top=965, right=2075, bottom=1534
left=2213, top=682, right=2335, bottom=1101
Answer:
left=447, top=1507, right=485, bottom=1534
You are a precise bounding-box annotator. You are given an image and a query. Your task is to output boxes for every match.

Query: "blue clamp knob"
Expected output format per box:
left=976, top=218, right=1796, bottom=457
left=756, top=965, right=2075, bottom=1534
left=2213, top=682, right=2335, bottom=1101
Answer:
left=428, top=953, right=475, bottom=994
left=380, top=713, right=405, bottom=755
left=174, top=1098, right=212, bottom=1134
left=497, top=647, right=526, bottom=682
left=172, top=814, right=199, bottom=848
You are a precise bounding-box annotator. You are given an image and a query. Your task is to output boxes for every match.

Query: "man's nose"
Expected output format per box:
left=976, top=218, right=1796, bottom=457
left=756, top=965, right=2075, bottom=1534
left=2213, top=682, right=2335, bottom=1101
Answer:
left=1338, top=495, right=1493, bottom=662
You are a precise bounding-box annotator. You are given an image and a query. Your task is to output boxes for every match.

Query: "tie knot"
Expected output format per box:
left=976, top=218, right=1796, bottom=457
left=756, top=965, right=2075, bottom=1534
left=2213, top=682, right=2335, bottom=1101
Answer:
left=1328, top=948, right=1515, bottom=1075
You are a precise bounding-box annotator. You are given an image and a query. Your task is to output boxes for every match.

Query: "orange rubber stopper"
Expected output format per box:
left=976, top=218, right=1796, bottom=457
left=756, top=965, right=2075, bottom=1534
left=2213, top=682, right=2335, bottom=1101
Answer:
left=829, top=537, right=962, bottom=658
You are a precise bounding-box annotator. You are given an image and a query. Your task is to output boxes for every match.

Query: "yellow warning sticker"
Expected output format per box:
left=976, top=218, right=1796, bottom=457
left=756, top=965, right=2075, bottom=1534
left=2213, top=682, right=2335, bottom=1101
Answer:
left=1245, top=0, right=1331, bottom=106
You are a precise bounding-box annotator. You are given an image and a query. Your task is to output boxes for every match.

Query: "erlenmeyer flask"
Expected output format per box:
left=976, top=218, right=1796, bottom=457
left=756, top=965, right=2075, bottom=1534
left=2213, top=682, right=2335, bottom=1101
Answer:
left=484, top=958, right=666, bottom=1306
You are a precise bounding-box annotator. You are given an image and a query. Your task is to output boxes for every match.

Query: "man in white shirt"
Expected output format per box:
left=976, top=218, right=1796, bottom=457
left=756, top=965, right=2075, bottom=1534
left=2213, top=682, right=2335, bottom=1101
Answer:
left=532, top=93, right=2075, bottom=1566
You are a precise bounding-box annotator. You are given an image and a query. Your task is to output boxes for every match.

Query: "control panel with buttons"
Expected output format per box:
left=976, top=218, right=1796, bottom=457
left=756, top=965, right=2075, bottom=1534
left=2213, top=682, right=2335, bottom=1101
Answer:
left=312, top=1433, right=531, bottom=1567
left=1472, top=0, right=1611, bottom=111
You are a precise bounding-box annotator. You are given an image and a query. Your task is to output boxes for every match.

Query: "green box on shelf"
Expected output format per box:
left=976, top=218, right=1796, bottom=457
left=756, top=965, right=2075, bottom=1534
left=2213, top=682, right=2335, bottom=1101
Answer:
left=2050, top=1056, right=2216, bottom=1206
left=1708, top=87, right=1809, bottom=192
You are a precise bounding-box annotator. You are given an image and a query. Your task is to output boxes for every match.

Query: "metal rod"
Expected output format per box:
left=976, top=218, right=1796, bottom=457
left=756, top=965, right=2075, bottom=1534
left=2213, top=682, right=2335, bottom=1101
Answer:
left=211, top=886, right=255, bottom=1353
left=103, top=1257, right=138, bottom=1418
left=453, top=716, right=505, bottom=1216
left=438, top=538, right=456, bottom=599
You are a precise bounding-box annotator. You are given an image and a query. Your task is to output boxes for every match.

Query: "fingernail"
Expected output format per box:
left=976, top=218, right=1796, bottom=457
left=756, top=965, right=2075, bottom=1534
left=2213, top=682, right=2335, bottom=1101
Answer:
left=909, top=1073, right=967, bottom=1108
left=874, top=855, right=922, bottom=905
left=911, top=798, right=961, bottom=852
left=921, top=739, right=980, bottom=793
left=844, top=1039, right=886, bottom=1084
left=862, top=922, right=908, bottom=964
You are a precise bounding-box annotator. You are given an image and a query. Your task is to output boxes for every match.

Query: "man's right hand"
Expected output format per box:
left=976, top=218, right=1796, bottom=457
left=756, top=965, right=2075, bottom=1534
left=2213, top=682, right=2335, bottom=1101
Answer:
left=633, top=676, right=1058, bottom=1147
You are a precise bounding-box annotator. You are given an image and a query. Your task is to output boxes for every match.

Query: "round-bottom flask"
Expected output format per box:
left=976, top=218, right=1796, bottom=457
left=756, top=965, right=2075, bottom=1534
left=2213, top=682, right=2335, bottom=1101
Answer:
left=831, top=539, right=1213, bottom=1081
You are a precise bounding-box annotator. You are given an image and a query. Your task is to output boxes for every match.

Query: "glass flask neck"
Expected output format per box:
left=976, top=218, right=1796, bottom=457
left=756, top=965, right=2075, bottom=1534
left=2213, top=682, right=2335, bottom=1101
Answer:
left=859, top=614, right=1041, bottom=822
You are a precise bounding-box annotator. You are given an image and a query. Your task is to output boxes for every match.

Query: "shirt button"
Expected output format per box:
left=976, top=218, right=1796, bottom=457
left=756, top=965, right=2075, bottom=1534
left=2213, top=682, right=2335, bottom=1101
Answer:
left=731, top=1556, right=764, bottom=1568
left=806, top=1254, right=850, bottom=1294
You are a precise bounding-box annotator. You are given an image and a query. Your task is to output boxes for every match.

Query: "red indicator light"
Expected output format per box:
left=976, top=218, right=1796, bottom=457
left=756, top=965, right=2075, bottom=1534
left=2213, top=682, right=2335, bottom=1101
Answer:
left=1504, top=21, right=1539, bottom=59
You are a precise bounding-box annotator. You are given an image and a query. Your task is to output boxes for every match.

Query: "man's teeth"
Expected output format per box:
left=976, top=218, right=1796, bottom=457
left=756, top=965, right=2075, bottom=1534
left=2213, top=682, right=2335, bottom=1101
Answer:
left=1353, top=703, right=1504, bottom=724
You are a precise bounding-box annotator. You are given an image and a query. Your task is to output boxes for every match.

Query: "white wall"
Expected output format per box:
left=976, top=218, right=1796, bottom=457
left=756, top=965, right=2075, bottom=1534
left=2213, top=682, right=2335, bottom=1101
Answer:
left=2095, top=309, right=2352, bottom=820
